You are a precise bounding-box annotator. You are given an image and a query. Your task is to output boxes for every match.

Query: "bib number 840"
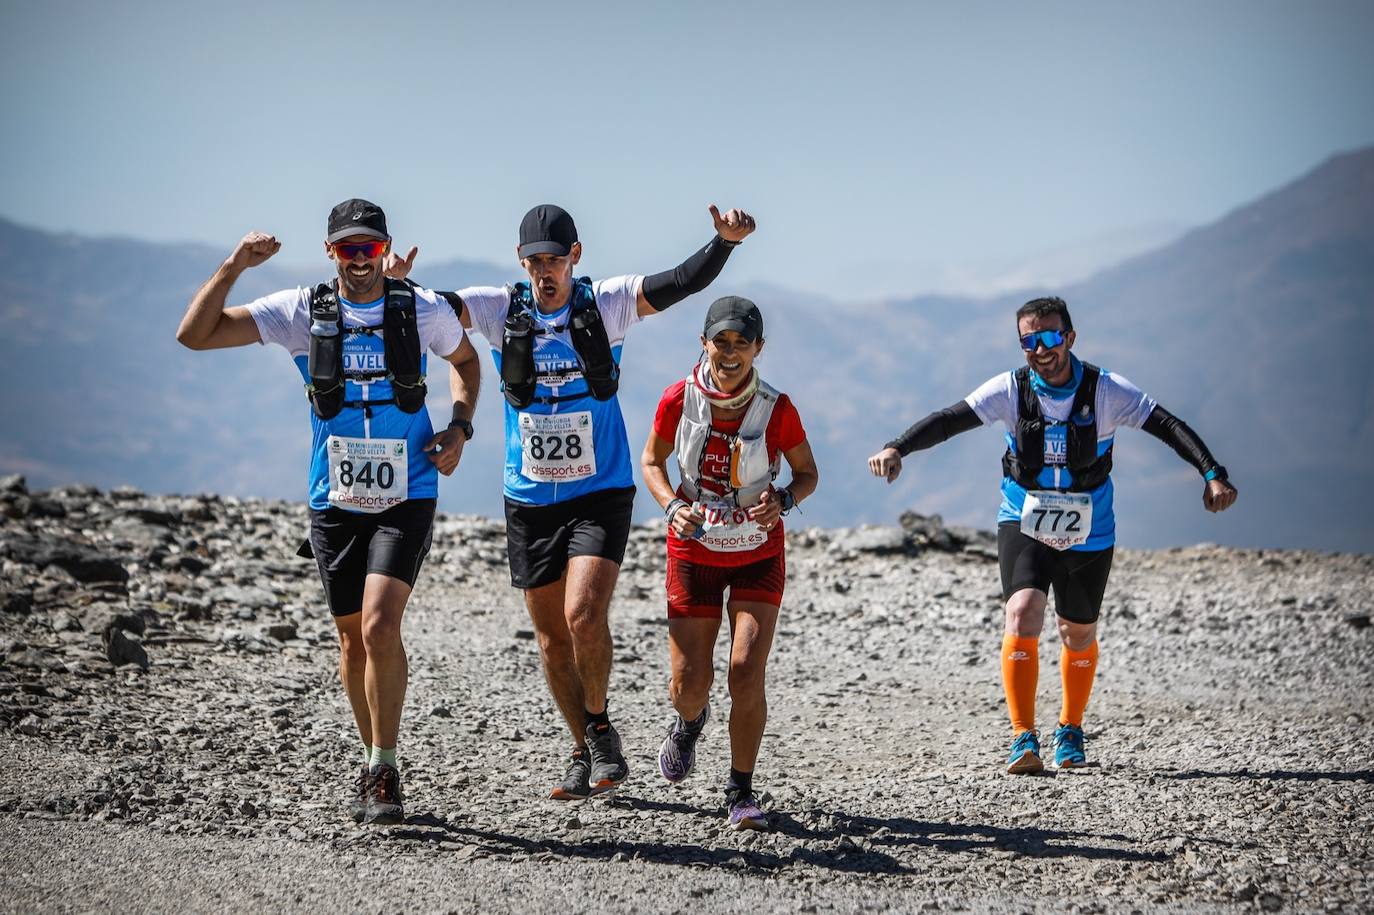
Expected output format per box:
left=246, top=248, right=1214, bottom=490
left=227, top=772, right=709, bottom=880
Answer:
left=1020, top=490, right=1092, bottom=551
left=338, top=460, right=396, bottom=490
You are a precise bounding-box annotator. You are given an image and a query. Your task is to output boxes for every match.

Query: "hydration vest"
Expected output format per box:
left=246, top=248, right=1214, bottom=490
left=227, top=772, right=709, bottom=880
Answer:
left=499, top=277, right=620, bottom=409
left=675, top=371, right=781, bottom=508
left=305, top=278, right=426, bottom=420
left=1001, top=362, right=1112, bottom=492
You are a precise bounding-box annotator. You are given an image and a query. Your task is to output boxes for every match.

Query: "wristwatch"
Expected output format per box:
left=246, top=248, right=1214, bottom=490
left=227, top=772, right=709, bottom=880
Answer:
left=448, top=418, right=474, bottom=440
left=778, top=488, right=796, bottom=515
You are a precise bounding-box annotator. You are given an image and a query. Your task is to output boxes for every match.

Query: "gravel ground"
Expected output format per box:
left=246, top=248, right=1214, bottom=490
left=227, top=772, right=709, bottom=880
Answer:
left=1, top=477, right=1371, bottom=913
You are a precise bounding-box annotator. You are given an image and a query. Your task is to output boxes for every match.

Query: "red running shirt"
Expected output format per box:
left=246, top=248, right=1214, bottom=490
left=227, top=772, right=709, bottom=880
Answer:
left=652, top=378, right=807, bottom=568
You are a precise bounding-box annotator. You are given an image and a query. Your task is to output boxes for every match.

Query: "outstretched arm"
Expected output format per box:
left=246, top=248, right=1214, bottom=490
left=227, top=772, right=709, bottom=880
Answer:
left=635, top=204, right=757, bottom=317
left=868, top=401, right=982, bottom=483
left=1141, top=404, right=1238, bottom=512
left=380, top=246, right=471, bottom=329
left=176, top=232, right=279, bottom=350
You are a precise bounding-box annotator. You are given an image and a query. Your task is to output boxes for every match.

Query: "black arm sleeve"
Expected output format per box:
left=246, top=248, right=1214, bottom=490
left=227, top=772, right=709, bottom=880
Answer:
left=640, top=235, right=738, bottom=312
left=885, top=401, right=982, bottom=457
left=1141, top=404, right=1221, bottom=478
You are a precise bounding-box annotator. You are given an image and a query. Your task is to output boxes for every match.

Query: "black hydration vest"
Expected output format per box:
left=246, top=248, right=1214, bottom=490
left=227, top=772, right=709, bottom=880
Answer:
left=499, top=277, right=620, bottom=409
left=1001, top=362, right=1113, bottom=492
left=305, top=278, right=427, bottom=420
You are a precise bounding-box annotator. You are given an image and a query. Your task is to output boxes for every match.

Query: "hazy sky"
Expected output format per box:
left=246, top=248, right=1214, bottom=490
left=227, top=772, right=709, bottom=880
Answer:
left=3, top=0, right=1372, bottom=297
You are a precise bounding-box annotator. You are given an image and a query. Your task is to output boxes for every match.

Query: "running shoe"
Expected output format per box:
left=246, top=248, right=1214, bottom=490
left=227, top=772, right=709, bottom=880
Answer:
left=347, top=765, right=373, bottom=823
left=1053, top=722, right=1087, bottom=768
left=1006, top=729, right=1044, bottom=775
left=658, top=703, right=710, bottom=784
left=364, top=763, right=405, bottom=825
left=584, top=722, right=629, bottom=794
left=550, top=747, right=592, bottom=801
left=726, top=790, right=769, bottom=831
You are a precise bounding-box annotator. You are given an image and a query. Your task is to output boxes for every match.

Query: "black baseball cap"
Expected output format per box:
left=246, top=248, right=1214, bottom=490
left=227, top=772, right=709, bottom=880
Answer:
left=518, top=204, right=578, bottom=259
left=703, top=296, right=764, bottom=342
left=327, top=198, right=389, bottom=243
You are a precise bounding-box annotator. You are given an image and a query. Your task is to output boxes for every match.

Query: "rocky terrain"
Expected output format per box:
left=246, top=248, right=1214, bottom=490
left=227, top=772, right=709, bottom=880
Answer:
left=1, top=475, right=1371, bottom=914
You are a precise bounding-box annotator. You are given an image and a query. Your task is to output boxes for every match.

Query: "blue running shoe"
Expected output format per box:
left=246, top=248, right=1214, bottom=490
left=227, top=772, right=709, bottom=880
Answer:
left=1053, top=723, right=1087, bottom=768
left=1006, top=729, right=1044, bottom=775
left=658, top=703, right=709, bottom=783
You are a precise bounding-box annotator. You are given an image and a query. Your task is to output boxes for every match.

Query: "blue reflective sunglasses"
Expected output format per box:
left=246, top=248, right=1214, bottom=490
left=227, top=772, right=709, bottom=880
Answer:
left=1019, top=329, right=1067, bottom=352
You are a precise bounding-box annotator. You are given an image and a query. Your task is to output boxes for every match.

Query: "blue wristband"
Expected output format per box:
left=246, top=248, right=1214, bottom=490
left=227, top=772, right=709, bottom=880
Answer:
left=1204, top=468, right=1219, bottom=482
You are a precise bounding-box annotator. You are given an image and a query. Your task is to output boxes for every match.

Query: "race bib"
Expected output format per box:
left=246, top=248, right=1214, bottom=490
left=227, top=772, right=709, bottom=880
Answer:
left=326, top=436, right=407, bottom=514
left=695, top=500, right=769, bottom=554
left=519, top=411, right=596, bottom=483
left=1020, top=490, right=1092, bottom=550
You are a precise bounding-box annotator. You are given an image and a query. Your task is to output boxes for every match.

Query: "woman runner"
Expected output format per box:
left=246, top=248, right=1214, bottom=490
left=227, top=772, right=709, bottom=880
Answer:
left=640, top=295, right=819, bottom=830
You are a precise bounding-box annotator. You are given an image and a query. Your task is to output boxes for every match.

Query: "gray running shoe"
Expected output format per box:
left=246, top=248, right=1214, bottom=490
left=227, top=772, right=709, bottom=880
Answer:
left=363, top=763, right=404, bottom=825
left=347, top=765, right=373, bottom=823
left=550, top=747, right=592, bottom=801
left=658, top=703, right=710, bottom=783
left=584, top=722, right=629, bottom=794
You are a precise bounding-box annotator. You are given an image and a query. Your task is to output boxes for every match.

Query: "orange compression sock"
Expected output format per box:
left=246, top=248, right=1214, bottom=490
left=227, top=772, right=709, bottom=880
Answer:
left=1059, top=641, right=1099, bottom=727
left=1000, top=634, right=1039, bottom=733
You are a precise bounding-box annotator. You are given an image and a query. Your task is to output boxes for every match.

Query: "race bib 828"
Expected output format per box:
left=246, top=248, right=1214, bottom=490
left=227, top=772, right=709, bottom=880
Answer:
left=519, top=411, right=596, bottom=483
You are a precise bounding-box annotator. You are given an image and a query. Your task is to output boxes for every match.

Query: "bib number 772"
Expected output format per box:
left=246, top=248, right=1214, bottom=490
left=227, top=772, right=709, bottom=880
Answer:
left=1020, top=490, right=1093, bottom=551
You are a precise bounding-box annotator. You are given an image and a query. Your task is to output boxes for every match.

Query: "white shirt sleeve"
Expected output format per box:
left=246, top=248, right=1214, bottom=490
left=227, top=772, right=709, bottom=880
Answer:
left=592, top=275, right=645, bottom=344
left=1097, top=370, right=1158, bottom=430
left=455, top=285, right=512, bottom=346
left=244, top=288, right=311, bottom=355
left=413, top=287, right=466, bottom=358
left=964, top=372, right=1016, bottom=429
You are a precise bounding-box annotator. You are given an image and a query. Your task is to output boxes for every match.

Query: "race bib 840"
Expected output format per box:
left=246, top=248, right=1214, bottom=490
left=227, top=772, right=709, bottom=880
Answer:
left=326, top=436, right=407, bottom=514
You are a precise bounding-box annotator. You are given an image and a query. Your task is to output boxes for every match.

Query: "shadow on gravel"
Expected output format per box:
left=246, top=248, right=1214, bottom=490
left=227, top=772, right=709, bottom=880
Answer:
left=771, top=810, right=1168, bottom=864
left=1158, top=769, right=1374, bottom=783
left=381, top=801, right=1163, bottom=874
left=399, top=821, right=914, bottom=874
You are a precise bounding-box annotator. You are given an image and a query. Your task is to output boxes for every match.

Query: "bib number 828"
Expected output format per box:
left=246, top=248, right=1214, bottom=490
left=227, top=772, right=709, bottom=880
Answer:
left=339, top=459, right=396, bottom=490
left=1028, top=508, right=1081, bottom=533
left=527, top=433, right=583, bottom=461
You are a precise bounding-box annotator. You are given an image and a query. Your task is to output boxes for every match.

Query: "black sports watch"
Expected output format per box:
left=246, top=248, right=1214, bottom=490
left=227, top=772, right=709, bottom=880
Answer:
left=778, top=488, right=796, bottom=515
left=448, top=418, right=474, bottom=440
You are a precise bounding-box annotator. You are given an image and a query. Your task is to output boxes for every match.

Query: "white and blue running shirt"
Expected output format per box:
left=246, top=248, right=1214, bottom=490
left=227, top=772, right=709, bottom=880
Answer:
left=246, top=286, right=466, bottom=511
left=965, top=367, right=1157, bottom=551
left=459, top=275, right=644, bottom=506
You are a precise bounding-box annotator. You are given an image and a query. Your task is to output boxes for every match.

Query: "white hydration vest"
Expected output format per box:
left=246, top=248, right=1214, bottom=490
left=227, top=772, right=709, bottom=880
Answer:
left=675, top=373, right=781, bottom=508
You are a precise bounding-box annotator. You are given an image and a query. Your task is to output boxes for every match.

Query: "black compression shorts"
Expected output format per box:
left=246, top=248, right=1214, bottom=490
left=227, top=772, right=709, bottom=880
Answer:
left=307, top=499, right=436, bottom=616
left=997, top=523, right=1114, bottom=624
left=503, top=486, right=636, bottom=590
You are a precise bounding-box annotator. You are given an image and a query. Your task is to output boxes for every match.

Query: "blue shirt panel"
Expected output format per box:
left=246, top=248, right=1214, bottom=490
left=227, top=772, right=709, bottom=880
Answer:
left=997, top=432, right=1116, bottom=551
left=294, top=297, right=437, bottom=511
left=493, top=299, right=633, bottom=504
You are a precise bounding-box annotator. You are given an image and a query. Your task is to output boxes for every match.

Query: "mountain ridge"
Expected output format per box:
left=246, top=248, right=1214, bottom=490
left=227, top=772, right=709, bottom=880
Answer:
left=2, top=146, right=1371, bottom=550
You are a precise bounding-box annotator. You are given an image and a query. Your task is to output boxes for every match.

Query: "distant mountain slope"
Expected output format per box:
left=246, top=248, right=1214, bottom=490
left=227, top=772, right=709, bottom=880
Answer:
left=2, top=147, right=1371, bottom=550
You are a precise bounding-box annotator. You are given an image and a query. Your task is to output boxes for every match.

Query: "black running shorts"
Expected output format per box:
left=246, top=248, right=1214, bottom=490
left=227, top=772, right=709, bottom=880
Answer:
left=306, top=498, right=436, bottom=616
left=503, top=486, right=636, bottom=590
left=997, top=523, right=1114, bottom=624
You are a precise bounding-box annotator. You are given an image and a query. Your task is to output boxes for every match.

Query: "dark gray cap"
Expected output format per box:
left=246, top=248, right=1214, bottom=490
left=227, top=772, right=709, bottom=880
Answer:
left=327, top=198, right=389, bottom=243
left=518, top=204, right=578, bottom=259
left=703, top=295, right=764, bottom=343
